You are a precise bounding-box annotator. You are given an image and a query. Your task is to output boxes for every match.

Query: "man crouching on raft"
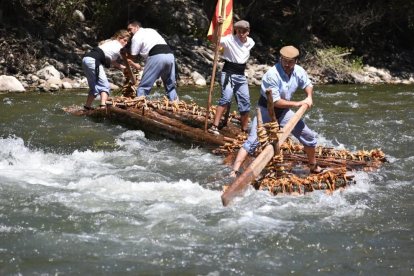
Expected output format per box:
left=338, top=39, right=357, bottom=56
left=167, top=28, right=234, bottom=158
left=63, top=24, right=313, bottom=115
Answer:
left=230, top=45, right=322, bottom=177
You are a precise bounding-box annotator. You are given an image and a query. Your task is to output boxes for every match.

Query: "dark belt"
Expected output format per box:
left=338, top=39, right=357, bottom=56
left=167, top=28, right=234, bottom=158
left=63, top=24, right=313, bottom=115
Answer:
left=258, top=95, right=288, bottom=119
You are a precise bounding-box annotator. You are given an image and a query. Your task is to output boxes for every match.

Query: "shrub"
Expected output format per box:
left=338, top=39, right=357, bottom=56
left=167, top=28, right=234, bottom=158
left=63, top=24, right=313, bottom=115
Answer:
left=314, top=46, right=363, bottom=74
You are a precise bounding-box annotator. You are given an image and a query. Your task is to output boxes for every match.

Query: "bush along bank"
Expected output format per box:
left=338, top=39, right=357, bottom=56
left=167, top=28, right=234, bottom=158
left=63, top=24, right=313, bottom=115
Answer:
left=1, top=22, right=413, bottom=92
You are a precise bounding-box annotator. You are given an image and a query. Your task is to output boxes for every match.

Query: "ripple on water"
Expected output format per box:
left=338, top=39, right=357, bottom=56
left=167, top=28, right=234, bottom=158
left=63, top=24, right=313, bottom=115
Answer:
left=0, top=87, right=413, bottom=275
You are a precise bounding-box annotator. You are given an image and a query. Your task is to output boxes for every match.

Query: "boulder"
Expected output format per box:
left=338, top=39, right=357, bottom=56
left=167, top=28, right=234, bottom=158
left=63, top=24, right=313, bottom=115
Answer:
left=191, top=71, right=207, bottom=86
left=36, top=65, right=60, bottom=80
left=47, top=77, right=63, bottom=87
left=0, top=75, right=25, bottom=92
left=73, top=10, right=85, bottom=22
left=49, top=83, right=60, bottom=91
left=62, top=81, right=73, bottom=89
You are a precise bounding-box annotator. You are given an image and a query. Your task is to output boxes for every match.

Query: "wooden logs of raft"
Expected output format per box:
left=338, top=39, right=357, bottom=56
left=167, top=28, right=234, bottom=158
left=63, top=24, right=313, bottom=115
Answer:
left=64, top=95, right=386, bottom=204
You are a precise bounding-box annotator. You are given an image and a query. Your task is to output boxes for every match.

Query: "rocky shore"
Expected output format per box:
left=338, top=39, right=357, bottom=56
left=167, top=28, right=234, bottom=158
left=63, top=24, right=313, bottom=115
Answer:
left=1, top=18, right=413, bottom=93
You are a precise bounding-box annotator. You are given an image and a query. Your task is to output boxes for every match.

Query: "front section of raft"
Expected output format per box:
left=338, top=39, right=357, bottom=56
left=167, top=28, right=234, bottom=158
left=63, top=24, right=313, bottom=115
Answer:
left=69, top=96, right=245, bottom=149
left=64, top=96, right=386, bottom=203
left=218, top=136, right=385, bottom=199
left=217, top=104, right=386, bottom=205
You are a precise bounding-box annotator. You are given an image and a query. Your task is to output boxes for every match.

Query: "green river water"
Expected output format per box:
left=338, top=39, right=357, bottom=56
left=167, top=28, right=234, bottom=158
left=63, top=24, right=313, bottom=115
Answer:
left=0, top=84, right=413, bottom=275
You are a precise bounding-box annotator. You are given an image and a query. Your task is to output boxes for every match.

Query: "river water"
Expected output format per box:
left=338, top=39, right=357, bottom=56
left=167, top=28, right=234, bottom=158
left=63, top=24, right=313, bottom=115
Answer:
left=0, top=85, right=413, bottom=275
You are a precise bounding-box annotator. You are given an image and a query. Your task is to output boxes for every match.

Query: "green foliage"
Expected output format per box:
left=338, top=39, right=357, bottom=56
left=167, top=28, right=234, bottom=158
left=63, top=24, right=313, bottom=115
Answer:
left=4, top=0, right=87, bottom=34
left=86, top=0, right=132, bottom=37
left=48, top=0, right=87, bottom=32
left=314, top=47, right=363, bottom=74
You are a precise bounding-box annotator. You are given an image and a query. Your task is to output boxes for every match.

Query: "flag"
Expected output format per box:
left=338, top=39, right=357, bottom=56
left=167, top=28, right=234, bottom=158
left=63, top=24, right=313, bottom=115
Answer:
left=207, top=0, right=233, bottom=41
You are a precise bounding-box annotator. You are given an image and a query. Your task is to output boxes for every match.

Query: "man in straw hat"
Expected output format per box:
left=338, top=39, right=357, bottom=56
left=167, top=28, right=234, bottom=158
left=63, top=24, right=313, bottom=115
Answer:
left=208, top=17, right=255, bottom=135
left=230, top=45, right=322, bottom=177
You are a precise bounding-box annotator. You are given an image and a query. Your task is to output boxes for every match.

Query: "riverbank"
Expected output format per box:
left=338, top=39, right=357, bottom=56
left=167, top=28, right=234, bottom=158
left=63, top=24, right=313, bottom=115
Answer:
left=1, top=21, right=413, bottom=92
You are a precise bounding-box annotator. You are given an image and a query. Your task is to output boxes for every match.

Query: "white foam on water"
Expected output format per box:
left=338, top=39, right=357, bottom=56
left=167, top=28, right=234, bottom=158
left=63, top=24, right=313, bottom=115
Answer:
left=396, top=91, right=414, bottom=96
left=218, top=210, right=295, bottom=236
left=317, top=91, right=358, bottom=98
left=63, top=177, right=219, bottom=205
left=332, top=100, right=360, bottom=108
left=180, top=94, right=194, bottom=101
left=0, top=225, right=25, bottom=233
left=115, top=130, right=152, bottom=151
left=0, top=133, right=383, bottom=241
left=2, top=97, right=13, bottom=105
left=0, top=136, right=78, bottom=187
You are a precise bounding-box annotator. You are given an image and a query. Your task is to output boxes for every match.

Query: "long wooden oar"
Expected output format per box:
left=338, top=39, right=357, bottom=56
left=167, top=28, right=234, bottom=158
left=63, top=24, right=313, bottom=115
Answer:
left=204, top=0, right=227, bottom=132
left=221, top=104, right=309, bottom=206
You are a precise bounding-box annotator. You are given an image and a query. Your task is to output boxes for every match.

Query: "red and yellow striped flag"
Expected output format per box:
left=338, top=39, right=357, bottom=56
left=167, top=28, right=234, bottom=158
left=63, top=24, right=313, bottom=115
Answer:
left=207, top=0, right=233, bottom=41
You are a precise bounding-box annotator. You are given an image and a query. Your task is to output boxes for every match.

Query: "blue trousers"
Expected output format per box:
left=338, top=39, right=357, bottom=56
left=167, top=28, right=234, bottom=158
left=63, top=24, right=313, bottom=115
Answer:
left=137, top=53, right=178, bottom=101
left=243, top=105, right=318, bottom=155
left=82, top=57, right=110, bottom=96
left=218, top=72, right=250, bottom=113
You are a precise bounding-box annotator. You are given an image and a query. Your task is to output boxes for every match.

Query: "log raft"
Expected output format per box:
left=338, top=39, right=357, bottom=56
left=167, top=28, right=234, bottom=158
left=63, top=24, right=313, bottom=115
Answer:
left=64, top=96, right=386, bottom=203
left=218, top=103, right=386, bottom=206
left=64, top=96, right=243, bottom=149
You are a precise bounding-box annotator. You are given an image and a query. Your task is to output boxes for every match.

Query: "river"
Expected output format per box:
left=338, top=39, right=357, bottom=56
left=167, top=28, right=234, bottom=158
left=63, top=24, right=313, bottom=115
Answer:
left=0, top=85, right=413, bottom=275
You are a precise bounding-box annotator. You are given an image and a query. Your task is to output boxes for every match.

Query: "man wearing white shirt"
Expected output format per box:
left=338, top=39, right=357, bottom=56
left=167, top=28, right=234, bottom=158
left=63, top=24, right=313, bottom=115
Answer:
left=126, top=21, right=178, bottom=101
left=208, top=19, right=255, bottom=135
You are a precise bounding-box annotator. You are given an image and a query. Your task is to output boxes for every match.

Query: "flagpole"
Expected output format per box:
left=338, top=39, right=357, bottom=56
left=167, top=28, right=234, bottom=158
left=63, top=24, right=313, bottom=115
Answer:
left=204, top=0, right=227, bottom=132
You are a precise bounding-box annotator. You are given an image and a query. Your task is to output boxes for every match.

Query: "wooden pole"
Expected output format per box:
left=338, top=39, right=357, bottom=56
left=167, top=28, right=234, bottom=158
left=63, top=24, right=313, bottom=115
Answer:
left=265, top=89, right=277, bottom=122
left=204, top=0, right=227, bottom=132
left=221, top=144, right=274, bottom=206
left=121, top=52, right=136, bottom=85
left=221, top=104, right=309, bottom=206
left=277, top=104, right=308, bottom=148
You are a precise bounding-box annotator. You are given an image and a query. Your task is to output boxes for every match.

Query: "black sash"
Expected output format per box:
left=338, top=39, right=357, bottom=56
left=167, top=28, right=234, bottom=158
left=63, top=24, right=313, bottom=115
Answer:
left=84, top=47, right=111, bottom=81
left=222, top=60, right=246, bottom=75
left=84, top=47, right=110, bottom=68
left=148, top=44, right=172, bottom=56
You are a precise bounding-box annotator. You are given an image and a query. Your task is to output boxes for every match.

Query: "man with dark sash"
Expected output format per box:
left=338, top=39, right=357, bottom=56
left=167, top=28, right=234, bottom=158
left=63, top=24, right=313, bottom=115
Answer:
left=126, top=21, right=178, bottom=101
left=208, top=19, right=255, bottom=135
left=230, top=45, right=322, bottom=177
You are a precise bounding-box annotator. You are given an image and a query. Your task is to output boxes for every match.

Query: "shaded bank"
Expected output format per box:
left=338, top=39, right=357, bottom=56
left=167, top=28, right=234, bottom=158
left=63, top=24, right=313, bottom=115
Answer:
left=1, top=0, right=414, bottom=90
